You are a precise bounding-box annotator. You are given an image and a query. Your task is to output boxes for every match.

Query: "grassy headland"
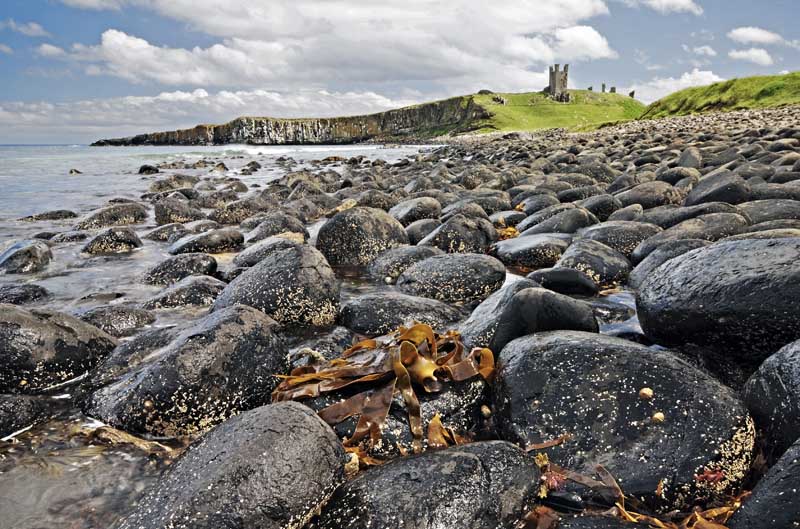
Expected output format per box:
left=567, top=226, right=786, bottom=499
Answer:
left=641, top=72, right=800, bottom=119
left=472, top=90, right=646, bottom=133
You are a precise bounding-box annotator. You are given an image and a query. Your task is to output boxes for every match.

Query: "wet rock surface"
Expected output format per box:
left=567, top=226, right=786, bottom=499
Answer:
left=85, top=305, right=288, bottom=437
left=213, top=243, right=340, bottom=327
left=141, top=252, right=218, bottom=285
left=143, top=275, right=226, bottom=309
left=339, top=291, right=463, bottom=336
left=493, top=332, right=755, bottom=508
left=168, top=228, right=244, bottom=254
left=727, top=438, right=800, bottom=529
left=118, top=402, right=346, bottom=529
left=743, top=339, right=800, bottom=460
left=82, top=227, right=143, bottom=254
left=314, top=441, right=540, bottom=529
left=637, top=238, right=800, bottom=363
left=0, top=283, right=50, bottom=305
left=78, top=305, right=155, bottom=337
left=317, top=206, right=408, bottom=266
left=0, top=394, right=51, bottom=436
left=0, top=304, right=117, bottom=393
left=397, top=253, right=505, bottom=303
left=0, top=240, right=52, bottom=274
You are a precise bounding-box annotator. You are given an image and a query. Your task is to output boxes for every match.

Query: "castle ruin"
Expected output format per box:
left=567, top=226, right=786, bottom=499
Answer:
left=546, top=64, right=570, bottom=102
left=545, top=64, right=637, bottom=102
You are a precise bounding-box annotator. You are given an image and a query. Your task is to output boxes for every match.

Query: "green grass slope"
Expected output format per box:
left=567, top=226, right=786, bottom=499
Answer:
left=471, top=90, right=646, bottom=133
left=641, top=72, right=800, bottom=119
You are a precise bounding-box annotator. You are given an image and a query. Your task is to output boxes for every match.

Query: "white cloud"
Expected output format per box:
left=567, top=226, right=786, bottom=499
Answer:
left=692, top=45, right=717, bottom=56
left=617, top=0, right=703, bottom=15
left=36, top=43, right=67, bottom=57
left=46, top=0, right=619, bottom=95
left=780, top=70, right=790, bottom=75
left=0, top=44, right=12, bottom=55
left=626, top=68, right=724, bottom=103
left=729, top=48, right=774, bottom=66
left=0, top=88, right=421, bottom=144
left=0, top=19, right=51, bottom=38
left=728, top=27, right=784, bottom=45
left=553, top=26, right=618, bottom=61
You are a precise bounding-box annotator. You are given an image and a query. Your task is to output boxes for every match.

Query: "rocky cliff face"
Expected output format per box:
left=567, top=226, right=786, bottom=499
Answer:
left=93, top=96, right=490, bottom=146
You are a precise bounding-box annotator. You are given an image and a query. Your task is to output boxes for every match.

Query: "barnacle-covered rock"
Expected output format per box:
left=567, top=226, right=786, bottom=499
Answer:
left=213, top=243, right=340, bottom=328
left=493, top=331, right=755, bottom=509
left=84, top=305, right=288, bottom=437
left=117, top=402, right=346, bottom=529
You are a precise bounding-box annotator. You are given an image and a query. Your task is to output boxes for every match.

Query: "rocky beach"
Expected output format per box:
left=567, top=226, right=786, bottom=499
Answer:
left=2, top=105, right=800, bottom=529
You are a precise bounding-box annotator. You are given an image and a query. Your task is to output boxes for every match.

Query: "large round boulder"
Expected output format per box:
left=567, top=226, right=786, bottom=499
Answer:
left=75, top=203, right=148, bottom=230
left=743, top=339, right=800, bottom=460
left=555, top=239, right=631, bottom=287
left=631, top=212, right=749, bottom=263
left=0, top=283, right=50, bottom=305
left=493, top=331, right=755, bottom=508
left=627, top=239, right=710, bottom=289
left=316, top=207, right=408, bottom=267
left=213, top=244, right=340, bottom=328
left=314, top=441, right=539, bottom=529
left=231, top=237, right=301, bottom=268
left=615, top=181, right=682, bottom=209
left=78, top=305, right=155, bottom=337
left=142, top=253, right=217, bottom=286
left=0, top=240, right=52, bottom=274
left=154, top=197, right=204, bottom=225
left=418, top=213, right=498, bottom=253
left=728, top=438, right=800, bottom=529
left=338, top=292, right=463, bottom=336
left=396, top=253, right=506, bottom=303
left=637, top=238, right=800, bottom=363
left=577, top=221, right=663, bottom=258
left=143, top=275, right=226, bottom=309
left=490, top=234, right=572, bottom=270
left=169, top=228, right=244, bottom=255
left=246, top=212, right=309, bottom=242
left=684, top=172, right=751, bottom=206
left=82, top=227, right=143, bottom=254
left=366, top=246, right=443, bottom=283
left=0, top=304, right=117, bottom=393
left=460, top=284, right=598, bottom=353
left=84, top=305, right=289, bottom=437
left=388, top=197, right=442, bottom=226
left=117, top=402, right=345, bottom=529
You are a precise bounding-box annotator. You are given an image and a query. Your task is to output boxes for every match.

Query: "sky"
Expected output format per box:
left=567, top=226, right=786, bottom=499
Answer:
left=0, top=0, right=797, bottom=144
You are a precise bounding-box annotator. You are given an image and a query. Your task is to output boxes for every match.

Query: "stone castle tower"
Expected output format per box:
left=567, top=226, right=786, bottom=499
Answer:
left=547, top=64, right=570, bottom=102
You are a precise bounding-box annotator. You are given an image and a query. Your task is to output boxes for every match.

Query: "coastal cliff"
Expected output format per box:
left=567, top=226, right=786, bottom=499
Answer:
left=92, top=96, right=490, bottom=146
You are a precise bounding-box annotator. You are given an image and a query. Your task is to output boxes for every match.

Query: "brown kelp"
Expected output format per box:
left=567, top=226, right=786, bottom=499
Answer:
left=272, top=323, right=494, bottom=455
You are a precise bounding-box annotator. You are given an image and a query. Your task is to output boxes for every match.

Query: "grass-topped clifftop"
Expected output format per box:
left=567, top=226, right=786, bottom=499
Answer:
left=641, top=72, right=800, bottom=119
left=471, top=90, right=646, bottom=133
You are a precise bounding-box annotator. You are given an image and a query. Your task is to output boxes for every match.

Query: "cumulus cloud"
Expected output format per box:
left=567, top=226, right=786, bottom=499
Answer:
left=0, top=88, right=421, bottom=144
left=0, top=19, right=51, bottom=38
left=728, top=27, right=784, bottom=45
left=626, top=68, right=724, bottom=103
left=617, top=0, right=703, bottom=15
left=729, top=48, right=774, bottom=66
left=691, top=45, right=717, bottom=56
left=44, top=0, right=620, bottom=96
left=0, top=44, right=12, bottom=55
left=553, top=26, right=618, bottom=61
left=36, top=43, right=67, bottom=57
